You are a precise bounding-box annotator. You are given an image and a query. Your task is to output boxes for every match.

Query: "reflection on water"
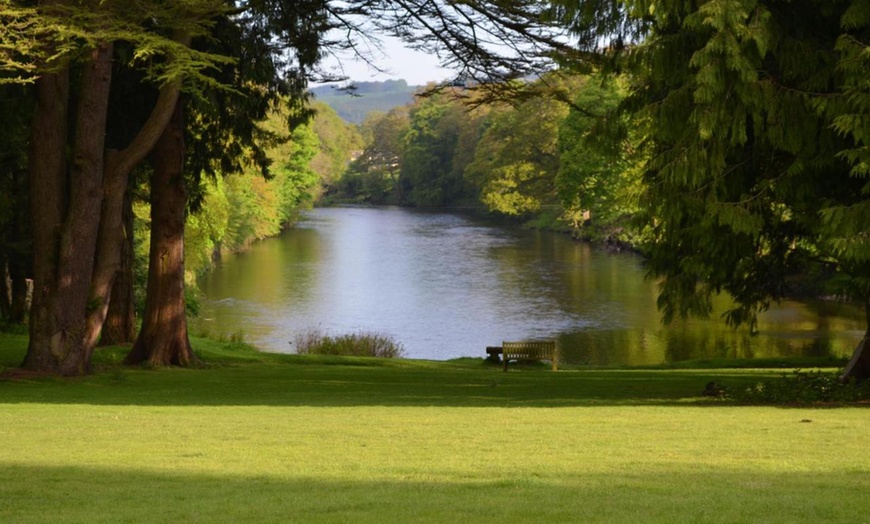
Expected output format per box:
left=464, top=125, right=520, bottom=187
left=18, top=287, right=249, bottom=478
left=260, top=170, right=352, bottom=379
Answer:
left=195, top=207, right=865, bottom=364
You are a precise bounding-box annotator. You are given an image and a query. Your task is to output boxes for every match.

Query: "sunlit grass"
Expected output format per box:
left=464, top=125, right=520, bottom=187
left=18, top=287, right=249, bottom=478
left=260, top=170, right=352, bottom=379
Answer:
left=1, top=334, right=868, bottom=523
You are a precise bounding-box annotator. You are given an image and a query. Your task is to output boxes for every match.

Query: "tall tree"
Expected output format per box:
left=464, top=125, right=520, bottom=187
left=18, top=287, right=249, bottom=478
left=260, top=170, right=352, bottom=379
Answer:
left=401, top=93, right=481, bottom=207
left=9, top=1, right=224, bottom=374
left=310, top=101, right=364, bottom=192
left=125, top=100, right=194, bottom=365
left=127, top=1, right=330, bottom=366
left=567, top=1, right=870, bottom=378
left=341, top=106, right=410, bottom=204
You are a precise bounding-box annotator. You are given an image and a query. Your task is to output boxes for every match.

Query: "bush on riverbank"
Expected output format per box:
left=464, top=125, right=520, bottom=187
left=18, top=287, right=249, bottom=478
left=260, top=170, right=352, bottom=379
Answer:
left=292, top=328, right=405, bottom=358
left=728, top=369, right=870, bottom=405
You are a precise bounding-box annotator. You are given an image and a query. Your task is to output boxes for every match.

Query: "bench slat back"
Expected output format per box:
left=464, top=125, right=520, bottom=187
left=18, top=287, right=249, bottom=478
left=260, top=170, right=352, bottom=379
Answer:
left=502, top=341, right=558, bottom=371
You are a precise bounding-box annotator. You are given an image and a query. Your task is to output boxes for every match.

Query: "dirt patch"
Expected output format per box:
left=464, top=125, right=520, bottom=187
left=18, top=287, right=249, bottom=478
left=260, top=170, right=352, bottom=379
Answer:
left=0, top=368, right=55, bottom=381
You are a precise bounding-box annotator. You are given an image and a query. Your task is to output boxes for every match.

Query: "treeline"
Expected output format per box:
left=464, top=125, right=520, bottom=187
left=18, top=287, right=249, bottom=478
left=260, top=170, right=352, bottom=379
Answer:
left=333, top=74, right=640, bottom=245
left=183, top=102, right=360, bottom=277
left=117, top=101, right=359, bottom=315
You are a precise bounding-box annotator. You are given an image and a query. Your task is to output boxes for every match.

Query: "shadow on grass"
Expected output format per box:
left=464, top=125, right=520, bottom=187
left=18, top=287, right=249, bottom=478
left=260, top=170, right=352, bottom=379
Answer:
left=0, top=335, right=842, bottom=408
left=0, top=355, right=777, bottom=408
left=1, top=462, right=867, bottom=523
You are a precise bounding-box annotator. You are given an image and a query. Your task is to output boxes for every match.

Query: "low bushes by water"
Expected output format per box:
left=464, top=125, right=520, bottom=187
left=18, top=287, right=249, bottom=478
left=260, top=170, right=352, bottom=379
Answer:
left=726, top=369, right=870, bottom=405
left=292, top=328, right=405, bottom=358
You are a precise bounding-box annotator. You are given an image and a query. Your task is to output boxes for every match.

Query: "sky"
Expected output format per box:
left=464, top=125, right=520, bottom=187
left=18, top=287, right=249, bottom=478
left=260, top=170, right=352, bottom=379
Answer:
left=316, top=34, right=454, bottom=86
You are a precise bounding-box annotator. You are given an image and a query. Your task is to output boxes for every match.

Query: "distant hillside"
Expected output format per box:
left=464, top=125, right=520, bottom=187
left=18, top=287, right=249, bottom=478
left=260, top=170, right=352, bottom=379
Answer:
left=310, top=80, right=419, bottom=124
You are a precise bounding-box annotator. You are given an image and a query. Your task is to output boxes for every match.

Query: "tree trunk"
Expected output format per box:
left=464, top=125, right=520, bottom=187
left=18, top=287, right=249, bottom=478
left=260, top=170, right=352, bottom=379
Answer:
left=841, top=300, right=870, bottom=383
left=23, top=43, right=113, bottom=375
left=23, top=31, right=189, bottom=374
left=0, top=258, right=9, bottom=320
left=82, top=34, right=190, bottom=354
left=81, top=149, right=131, bottom=351
left=125, top=99, right=196, bottom=366
left=23, top=66, right=71, bottom=372
left=99, top=184, right=136, bottom=345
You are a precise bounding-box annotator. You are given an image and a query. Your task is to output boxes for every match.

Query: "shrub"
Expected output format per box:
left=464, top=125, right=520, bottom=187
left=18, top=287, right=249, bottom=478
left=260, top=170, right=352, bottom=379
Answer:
left=729, top=370, right=870, bottom=405
left=292, top=328, right=405, bottom=358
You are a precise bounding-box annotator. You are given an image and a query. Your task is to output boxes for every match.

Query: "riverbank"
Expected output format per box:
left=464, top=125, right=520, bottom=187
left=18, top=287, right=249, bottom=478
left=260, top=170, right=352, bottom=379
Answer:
left=2, top=333, right=868, bottom=523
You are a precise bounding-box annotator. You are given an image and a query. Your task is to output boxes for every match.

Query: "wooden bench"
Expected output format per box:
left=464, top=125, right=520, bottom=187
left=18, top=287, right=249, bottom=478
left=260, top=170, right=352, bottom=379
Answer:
left=500, top=341, right=558, bottom=371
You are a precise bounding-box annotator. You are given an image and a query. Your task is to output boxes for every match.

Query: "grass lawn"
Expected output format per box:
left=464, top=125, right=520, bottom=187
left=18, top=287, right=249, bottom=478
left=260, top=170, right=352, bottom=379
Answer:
left=1, top=333, right=868, bottom=523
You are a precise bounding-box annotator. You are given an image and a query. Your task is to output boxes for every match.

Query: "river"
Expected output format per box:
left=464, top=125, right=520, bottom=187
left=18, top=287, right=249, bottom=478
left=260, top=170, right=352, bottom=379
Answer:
left=195, top=206, right=865, bottom=365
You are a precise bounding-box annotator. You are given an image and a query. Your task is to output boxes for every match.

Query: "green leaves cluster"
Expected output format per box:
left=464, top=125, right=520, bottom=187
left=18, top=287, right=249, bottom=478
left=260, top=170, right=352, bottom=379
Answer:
left=609, top=0, right=870, bottom=332
left=1, top=0, right=231, bottom=87
left=184, top=102, right=358, bottom=278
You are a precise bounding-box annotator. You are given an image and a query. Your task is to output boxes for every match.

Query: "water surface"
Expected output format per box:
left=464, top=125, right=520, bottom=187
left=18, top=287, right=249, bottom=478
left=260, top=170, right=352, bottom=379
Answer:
left=196, top=207, right=864, bottom=364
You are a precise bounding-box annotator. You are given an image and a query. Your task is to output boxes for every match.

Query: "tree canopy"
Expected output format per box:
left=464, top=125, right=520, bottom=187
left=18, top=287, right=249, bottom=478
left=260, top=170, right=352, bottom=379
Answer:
left=587, top=0, right=870, bottom=378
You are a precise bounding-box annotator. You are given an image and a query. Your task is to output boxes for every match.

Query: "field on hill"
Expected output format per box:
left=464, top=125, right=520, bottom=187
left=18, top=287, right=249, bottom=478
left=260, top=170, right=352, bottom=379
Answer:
left=310, top=80, right=418, bottom=123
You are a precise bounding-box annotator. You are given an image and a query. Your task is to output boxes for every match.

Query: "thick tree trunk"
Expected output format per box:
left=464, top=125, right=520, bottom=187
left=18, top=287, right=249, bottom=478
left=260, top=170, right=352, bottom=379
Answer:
left=23, top=31, right=190, bottom=374
left=125, top=100, right=196, bottom=366
left=82, top=150, right=131, bottom=351
left=23, top=66, right=71, bottom=372
left=99, top=185, right=136, bottom=345
left=23, top=44, right=113, bottom=375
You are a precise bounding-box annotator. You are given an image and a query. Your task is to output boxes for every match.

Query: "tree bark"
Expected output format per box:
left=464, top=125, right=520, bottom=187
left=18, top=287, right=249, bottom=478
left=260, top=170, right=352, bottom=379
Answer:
left=125, top=99, right=196, bottom=366
left=23, top=43, right=113, bottom=375
left=99, top=184, right=136, bottom=345
left=841, top=300, right=870, bottom=383
left=82, top=33, right=190, bottom=353
left=23, top=65, right=70, bottom=372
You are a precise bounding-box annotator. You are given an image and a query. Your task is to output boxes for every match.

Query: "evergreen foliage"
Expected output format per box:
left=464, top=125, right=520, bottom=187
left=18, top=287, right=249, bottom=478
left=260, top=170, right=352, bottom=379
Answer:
left=616, top=0, right=870, bottom=333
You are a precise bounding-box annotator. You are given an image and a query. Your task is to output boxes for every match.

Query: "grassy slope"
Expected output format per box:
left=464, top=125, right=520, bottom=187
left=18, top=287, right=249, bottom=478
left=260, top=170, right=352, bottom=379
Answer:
left=1, top=334, right=868, bottom=523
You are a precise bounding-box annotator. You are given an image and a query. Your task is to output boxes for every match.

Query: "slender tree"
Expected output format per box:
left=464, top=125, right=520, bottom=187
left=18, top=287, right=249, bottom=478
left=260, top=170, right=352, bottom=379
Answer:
left=127, top=0, right=332, bottom=365
left=125, top=100, right=195, bottom=365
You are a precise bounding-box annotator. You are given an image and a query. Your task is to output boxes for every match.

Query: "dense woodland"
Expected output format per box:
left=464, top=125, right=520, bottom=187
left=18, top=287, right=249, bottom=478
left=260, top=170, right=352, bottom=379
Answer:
left=0, top=0, right=868, bottom=379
